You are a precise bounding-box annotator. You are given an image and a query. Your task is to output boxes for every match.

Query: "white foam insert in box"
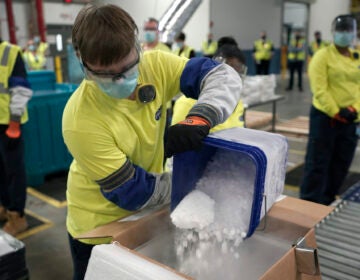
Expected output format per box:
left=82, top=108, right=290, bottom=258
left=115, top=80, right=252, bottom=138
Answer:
left=85, top=243, right=187, bottom=280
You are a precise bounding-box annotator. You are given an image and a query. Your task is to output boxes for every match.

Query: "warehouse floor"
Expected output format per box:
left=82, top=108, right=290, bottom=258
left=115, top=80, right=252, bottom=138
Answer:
left=14, top=75, right=360, bottom=280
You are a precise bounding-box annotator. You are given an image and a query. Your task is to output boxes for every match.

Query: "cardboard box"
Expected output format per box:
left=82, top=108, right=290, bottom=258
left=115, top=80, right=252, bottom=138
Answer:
left=259, top=196, right=333, bottom=280
left=78, top=196, right=333, bottom=280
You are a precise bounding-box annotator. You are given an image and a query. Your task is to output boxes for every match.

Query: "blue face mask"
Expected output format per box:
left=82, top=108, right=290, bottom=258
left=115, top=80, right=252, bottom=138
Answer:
left=176, top=42, right=184, bottom=49
left=144, top=31, right=157, bottom=43
left=334, top=32, right=354, bottom=47
left=97, top=69, right=139, bottom=99
left=34, top=36, right=40, bottom=44
left=28, top=45, right=36, bottom=52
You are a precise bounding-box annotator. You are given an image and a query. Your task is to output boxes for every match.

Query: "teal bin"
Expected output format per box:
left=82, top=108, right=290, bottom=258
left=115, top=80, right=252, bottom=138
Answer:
left=27, top=70, right=57, bottom=91
left=23, top=71, right=78, bottom=186
left=171, top=128, right=288, bottom=238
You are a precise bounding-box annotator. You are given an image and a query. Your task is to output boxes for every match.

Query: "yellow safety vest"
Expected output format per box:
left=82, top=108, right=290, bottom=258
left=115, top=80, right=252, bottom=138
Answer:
left=173, top=45, right=194, bottom=58
left=201, top=40, right=217, bottom=56
left=288, top=39, right=306, bottom=61
left=310, top=40, right=329, bottom=56
left=37, top=42, right=48, bottom=56
left=23, top=51, right=46, bottom=70
left=0, top=42, right=28, bottom=124
left=254, top=39, right=273, bottom=60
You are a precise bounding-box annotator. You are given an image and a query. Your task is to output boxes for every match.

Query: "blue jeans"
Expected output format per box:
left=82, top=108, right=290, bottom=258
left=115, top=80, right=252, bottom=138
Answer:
left=0, top=126, right=27, bottom=215
left=300, top=106, right=358, bottom=205
left=68, top=233, right=95, bottom=280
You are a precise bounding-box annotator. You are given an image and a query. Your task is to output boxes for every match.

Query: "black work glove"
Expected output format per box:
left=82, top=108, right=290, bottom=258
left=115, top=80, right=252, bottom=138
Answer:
left=338, top=106, right=357, bottom=123
left=165, top=116, right=211, bottom=158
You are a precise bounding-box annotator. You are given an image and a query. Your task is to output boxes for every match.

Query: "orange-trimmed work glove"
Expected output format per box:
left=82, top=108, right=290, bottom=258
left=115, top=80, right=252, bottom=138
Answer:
left=338, top=106, right=357, bottom=123
left=333, top=113, right=348, bottom=124
left=5, top=120, right=21, bottom=138
left=5, top=121, right=21, bottom=150
left=165, top=116, right=210, bottom=158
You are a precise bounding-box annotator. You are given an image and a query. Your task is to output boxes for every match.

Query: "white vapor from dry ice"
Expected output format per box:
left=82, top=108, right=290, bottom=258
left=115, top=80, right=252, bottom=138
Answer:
left=170, top=149, right=255, bottom=280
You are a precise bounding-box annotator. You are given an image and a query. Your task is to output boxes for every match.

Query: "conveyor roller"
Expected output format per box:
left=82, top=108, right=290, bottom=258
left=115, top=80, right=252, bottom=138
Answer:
left=315, top=197, right=360, bottom=279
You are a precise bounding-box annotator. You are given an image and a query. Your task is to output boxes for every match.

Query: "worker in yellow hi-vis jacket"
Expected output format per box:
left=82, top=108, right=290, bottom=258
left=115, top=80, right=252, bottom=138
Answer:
left=300, top=15, right=360, bottom=205
left=252, top=31, right=274, bottom=75
left=23, top=38, right=48, bottom=71
left=286, top=31, right=306, bottom=92
left=0, top=38, right=33, bottom=236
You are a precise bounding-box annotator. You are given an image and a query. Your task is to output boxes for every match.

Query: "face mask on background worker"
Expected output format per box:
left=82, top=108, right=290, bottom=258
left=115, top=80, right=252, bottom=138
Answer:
left=34, top=36, right=40, bottom=44
left=144, top=31, right=157, bottom=43
left=332, top=14, right=357, bottom=48
left=334, top=32, right=355, bottom=47
left=175, top=42, right=184, bottom=49
left=28, top=45, right=36, bottom=52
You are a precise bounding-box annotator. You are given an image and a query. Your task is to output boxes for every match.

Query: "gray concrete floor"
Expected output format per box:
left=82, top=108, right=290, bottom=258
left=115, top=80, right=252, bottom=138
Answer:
left=19, top=74, right=360, bottom=279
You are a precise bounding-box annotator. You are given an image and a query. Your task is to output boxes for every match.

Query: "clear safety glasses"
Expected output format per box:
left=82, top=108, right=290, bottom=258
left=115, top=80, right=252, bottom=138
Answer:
left=80, top=44, right=141, bottom=83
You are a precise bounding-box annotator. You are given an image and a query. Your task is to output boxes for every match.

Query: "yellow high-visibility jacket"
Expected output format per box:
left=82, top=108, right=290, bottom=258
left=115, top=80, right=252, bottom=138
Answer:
left=173, top=45, right=195, bottom=58
left=201, top=40, right=217, bottom=56
left=254, top=39, right=273, bottom=61
left=309, top=44, right=360, bottom=120
left=288, top=39, right=306, bottom=61
left=309, top=40, right=329, bottom=56
left=0, top=42, right=29, bottom=124
left=23, top=50, right=46, bottom=70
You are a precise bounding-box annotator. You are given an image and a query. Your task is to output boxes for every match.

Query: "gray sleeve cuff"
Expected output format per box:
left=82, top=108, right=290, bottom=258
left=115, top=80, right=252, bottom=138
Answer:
left=10, top=115, right=21, bottom=122
left=187, top=103, right=221, bottom=128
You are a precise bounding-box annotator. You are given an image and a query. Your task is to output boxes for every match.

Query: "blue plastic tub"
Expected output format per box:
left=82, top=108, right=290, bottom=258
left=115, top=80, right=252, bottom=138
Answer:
left=171, top=127, right=287, bottom=237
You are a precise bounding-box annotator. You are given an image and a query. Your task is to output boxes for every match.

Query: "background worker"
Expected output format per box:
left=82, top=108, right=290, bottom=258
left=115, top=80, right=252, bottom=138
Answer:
left=308, top=31, right=329, bottom=58
left=173, top=32, right=195, bottom=59
left=217, top=36, right=238, bottom=49
left=63, top=4, right=242, bottom=279
left=172, top=43, right=247, bottom=132
left=142, top=17, right=172, bottom=135
left=252, top=31, right=274, bottom=75
left=201, top=33, right=218, bottom=58
left=0, top=38, right=33, bottom=236
left=300, top=15, right=360, bottom=205
left=33, top=35, right=49, bottom=57
left=286, top=30, right=306, bottom=92
left=142, top=17, right=171, bottom=52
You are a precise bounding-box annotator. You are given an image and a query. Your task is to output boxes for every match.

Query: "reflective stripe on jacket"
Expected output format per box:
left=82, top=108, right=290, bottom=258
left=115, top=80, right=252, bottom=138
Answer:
left=288, top=39, right=306, bottom=61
